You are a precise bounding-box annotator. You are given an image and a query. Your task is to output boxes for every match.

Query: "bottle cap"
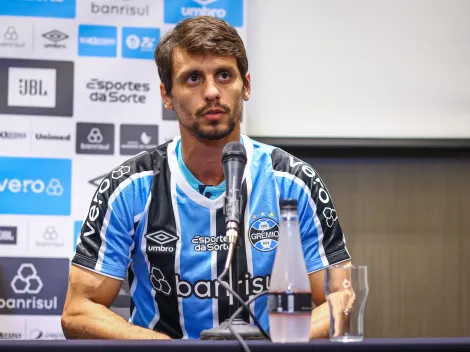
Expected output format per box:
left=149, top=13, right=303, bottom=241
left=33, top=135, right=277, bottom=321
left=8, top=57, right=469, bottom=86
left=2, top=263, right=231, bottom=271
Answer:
left=279, top=199, right=297, bottom=209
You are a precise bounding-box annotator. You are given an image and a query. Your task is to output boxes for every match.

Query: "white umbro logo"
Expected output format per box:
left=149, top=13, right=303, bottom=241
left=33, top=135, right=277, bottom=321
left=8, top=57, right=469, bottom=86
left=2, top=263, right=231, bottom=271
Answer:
left=145, top=230, right=178, bottom=245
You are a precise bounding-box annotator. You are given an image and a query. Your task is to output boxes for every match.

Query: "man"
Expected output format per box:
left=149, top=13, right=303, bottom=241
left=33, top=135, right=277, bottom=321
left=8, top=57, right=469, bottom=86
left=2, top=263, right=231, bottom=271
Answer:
left=62, top=16, right=351, bottom=340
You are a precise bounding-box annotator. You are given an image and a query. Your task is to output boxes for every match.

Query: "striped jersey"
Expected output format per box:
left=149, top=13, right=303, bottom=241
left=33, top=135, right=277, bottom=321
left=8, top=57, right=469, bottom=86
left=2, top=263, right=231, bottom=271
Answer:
left=72, top=134, right=351, bottom=339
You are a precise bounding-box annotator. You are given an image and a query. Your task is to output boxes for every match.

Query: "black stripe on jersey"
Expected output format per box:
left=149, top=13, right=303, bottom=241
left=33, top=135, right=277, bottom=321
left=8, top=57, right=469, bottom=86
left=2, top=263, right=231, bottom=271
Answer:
left=271, top=148, right=350, bottom=263
left=72, top=152, right=153, bottom=272
left=216, top=207, right=230, bottom=324
left=145, top=153, right=183, bottom=339
left=128, top=222, right=139, bottom=319
left=128, top=266, right=135, bottom=318
left=215, top=182, right=250, bottom=325
left=237, top=182, right=250, bottom=323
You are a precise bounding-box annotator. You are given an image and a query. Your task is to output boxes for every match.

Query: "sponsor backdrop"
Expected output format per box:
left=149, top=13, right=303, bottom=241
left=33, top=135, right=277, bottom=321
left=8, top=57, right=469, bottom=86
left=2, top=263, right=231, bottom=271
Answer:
left=0, top=0, right=247, bottom=340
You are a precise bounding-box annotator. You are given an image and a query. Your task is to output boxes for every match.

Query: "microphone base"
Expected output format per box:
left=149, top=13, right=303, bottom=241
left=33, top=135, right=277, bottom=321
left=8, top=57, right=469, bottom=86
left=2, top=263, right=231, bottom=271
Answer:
left=199, top=319, right=266, bottom=340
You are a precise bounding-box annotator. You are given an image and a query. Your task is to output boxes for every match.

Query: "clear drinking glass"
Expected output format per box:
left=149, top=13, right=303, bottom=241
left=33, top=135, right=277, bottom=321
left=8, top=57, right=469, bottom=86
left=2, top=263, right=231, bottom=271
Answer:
left=324, top=265, right=368, bottom=342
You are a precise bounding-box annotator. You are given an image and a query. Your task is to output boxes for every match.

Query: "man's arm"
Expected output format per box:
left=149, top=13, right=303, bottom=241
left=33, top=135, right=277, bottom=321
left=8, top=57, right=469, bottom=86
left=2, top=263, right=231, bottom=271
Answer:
left=308, top=260, right=352, bottom=339
left=61, top=265, right=170, bottom=340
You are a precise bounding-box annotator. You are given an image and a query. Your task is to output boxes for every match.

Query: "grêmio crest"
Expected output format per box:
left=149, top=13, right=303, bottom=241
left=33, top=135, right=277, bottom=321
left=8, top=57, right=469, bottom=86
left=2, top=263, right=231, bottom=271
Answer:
left=248, top=214, right=279, bottom=252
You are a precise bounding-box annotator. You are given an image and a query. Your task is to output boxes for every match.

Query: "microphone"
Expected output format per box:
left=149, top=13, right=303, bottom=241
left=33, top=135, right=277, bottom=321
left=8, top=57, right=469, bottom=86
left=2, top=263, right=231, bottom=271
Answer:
left=199, top=141, right=265, bottom=341
left=222, top=141, right=247, bottom=270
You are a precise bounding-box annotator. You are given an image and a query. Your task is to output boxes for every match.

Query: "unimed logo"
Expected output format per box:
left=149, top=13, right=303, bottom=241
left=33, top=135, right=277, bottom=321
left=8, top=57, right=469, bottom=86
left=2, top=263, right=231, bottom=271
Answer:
left=0, top=157, right=71, bottom=215
left=0, top=257, right=69, bottom=315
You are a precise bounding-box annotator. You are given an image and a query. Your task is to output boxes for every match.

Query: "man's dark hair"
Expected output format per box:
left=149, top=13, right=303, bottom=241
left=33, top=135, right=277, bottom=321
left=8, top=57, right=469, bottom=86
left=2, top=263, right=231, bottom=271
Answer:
left=155, top=16, right=248, bottom=95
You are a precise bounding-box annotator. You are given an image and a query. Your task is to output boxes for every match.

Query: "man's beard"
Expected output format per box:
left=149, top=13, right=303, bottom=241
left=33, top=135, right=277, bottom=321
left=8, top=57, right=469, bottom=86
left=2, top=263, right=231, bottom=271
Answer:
left=176, top=97, right=243, bottom=141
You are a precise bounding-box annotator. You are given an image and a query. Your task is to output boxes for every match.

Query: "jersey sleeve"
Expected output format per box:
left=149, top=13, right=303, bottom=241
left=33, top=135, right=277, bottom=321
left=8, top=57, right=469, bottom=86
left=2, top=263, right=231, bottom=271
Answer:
left=72, top=159, right=153, bottom=280
left=271, top=148, right=351, bottom=273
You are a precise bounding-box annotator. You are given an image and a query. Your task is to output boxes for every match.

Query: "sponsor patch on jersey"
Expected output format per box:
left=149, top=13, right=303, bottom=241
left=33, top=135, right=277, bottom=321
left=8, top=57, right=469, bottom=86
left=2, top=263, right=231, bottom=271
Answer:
left=249, top=217, right=279, bottom=252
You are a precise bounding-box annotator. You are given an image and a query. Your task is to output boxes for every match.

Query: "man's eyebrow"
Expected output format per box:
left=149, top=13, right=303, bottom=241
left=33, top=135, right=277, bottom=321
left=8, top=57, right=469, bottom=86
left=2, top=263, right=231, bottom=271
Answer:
left=215, top=66, right=237, bottom=73
left=178, top=68, right=202, bottom=79
left=178, top=66, right=237, bottom=79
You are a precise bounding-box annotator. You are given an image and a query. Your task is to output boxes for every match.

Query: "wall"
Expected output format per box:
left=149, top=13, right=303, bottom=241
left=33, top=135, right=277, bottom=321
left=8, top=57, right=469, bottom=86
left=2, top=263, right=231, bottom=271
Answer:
left=298, top=151, right=470, bottom=337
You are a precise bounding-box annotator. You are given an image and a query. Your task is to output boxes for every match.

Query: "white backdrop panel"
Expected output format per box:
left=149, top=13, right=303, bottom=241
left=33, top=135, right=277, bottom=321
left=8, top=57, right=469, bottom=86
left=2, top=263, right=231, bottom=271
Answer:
left=246, top=0, right=470, bottom=139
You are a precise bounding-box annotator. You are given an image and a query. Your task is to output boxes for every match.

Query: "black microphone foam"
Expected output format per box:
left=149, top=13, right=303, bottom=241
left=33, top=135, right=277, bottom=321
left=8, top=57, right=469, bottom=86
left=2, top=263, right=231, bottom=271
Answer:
left=222, top=141, right=247, bottom=165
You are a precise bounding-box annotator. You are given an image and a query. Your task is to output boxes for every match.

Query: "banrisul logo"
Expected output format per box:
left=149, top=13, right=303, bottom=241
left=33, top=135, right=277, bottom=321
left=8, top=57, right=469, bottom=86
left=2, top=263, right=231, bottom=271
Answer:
left=249, top=217, right=280, bottom=252
left=0, top=257, right=69, bottom=315
left=164, top=0, right=243, bottom=27
left=0, top=157, right=71, bottom=215
left=0, top=0, right=76, bottom=19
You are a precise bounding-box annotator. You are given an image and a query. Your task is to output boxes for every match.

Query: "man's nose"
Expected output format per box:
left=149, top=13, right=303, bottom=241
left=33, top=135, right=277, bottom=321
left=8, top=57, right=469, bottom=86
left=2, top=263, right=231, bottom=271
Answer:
left=203, top=78, right=220, bottom=102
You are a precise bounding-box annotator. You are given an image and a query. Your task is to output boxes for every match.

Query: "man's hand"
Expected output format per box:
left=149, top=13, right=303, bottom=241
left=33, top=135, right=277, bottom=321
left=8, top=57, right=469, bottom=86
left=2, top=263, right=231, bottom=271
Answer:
left=62, top=265, right=171, bottom=340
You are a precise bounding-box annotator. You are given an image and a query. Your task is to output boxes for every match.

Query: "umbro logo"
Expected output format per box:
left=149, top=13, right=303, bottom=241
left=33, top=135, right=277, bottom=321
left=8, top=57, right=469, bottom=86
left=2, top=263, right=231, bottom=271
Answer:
left=145, top=230, right=178, bottom=254
left=145, top=230, right=178, bottom=245
left=43, top=30, right=68, bottom=44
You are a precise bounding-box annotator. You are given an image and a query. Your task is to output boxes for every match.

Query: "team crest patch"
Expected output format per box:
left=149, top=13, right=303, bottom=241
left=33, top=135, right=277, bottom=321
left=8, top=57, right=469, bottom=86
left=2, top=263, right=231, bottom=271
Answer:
left=249, top=217, right=280, bottom=252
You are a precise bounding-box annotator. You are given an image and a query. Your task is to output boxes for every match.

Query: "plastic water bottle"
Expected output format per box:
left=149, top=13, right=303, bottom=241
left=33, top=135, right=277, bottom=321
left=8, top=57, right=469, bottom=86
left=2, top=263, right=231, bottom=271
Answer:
left=268, top=199, right=312, bottom=343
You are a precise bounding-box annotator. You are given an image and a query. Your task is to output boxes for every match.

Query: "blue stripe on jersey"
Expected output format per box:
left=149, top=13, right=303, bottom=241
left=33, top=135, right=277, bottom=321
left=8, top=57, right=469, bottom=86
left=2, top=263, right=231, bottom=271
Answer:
left=130, top=213, right=158, bottom=328
left=274, top=174, right=324, bottom=273
left=247, top=142, right=278, bottom=333
left=101, top=174, right=153, bottom=278
left=176, top=184, right=214, bottom=338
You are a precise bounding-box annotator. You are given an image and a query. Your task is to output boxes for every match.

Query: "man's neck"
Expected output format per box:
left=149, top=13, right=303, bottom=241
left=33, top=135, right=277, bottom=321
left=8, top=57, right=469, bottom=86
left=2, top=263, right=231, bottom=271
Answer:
left=180, top=125, right=241, bottom=186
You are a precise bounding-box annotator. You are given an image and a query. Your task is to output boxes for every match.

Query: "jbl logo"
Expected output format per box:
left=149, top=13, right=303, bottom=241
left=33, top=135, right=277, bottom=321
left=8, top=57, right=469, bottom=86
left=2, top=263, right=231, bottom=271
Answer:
left=18, top=79, right=48, bottom=97
left=0, top=58, right=74, bottom=117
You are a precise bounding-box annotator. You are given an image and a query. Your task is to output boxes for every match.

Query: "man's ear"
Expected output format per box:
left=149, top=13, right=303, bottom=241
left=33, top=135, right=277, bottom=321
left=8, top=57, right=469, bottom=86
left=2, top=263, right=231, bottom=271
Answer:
left=243, top=72, right=251, bottom=101
left=160, top=83, right=174, bottom=110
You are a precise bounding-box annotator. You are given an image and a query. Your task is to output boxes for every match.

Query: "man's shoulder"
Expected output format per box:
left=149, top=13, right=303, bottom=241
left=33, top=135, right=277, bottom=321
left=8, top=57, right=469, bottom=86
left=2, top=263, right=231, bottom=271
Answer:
left=99, top=138, right=175, bottom=193
left=119, top=138, right=174, bottom=171
left=248, top=136, right=308, bottom=173
left=248, top=137, right=321, bottom=189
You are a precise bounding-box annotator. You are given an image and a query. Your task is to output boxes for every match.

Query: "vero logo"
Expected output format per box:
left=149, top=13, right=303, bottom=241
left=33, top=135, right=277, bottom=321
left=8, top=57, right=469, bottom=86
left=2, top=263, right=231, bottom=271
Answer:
left=0, top=157, right=71, bottom=215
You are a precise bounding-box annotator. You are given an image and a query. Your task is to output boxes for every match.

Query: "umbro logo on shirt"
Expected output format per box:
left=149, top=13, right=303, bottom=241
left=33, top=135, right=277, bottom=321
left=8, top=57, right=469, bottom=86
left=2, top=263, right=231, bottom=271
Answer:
left=145, top=230, right=178, bottom=253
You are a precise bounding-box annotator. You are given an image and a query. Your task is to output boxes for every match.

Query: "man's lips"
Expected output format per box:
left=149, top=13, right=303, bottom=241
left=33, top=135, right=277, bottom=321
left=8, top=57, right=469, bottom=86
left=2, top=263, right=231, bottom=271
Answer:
left=202, top=109, right=227, bottom=121
left=203, top=109, right=226, bottom=115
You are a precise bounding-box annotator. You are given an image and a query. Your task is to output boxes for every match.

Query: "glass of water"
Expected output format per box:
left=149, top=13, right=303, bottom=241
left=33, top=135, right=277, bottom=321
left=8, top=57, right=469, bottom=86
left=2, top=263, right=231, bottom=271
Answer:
left=324, top=265, right=368, bottom=342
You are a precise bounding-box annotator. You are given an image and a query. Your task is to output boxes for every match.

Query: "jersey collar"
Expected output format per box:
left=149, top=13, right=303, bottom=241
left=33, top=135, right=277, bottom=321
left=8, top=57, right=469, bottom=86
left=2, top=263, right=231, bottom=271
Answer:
left=167, top=134, right=253, bottom=210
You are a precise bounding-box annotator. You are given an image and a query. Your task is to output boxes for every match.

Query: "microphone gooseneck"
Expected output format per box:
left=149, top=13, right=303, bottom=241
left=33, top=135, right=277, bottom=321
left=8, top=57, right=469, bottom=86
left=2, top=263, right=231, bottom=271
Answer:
left=221, top=141, right=247, bottom=269
left=199, top=140, right=269, bottom=342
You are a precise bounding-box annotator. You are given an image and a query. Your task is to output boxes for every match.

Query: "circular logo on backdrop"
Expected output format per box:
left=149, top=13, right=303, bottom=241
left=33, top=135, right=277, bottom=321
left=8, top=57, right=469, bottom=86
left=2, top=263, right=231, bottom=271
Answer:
left=126, top=35, right=140, bottom=50
left=249, top=218, right=280, bottom=252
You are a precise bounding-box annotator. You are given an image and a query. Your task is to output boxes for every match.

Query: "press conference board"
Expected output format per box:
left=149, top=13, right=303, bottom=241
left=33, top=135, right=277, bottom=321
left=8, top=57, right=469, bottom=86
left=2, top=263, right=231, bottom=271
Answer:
left=246, top=0, right=470, bottom=144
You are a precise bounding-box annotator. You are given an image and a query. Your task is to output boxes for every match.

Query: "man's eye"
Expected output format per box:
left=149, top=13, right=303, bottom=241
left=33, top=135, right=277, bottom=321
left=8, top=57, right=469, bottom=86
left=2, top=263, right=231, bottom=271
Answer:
left=186, top=75, right=200, bottom=83
left=219, top=72, right=231, bottom=80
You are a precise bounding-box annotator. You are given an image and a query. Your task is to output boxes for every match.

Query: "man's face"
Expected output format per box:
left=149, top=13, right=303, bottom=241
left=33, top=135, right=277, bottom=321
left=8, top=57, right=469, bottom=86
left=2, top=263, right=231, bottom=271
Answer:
left=161, top=48, right=250, bottom=140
